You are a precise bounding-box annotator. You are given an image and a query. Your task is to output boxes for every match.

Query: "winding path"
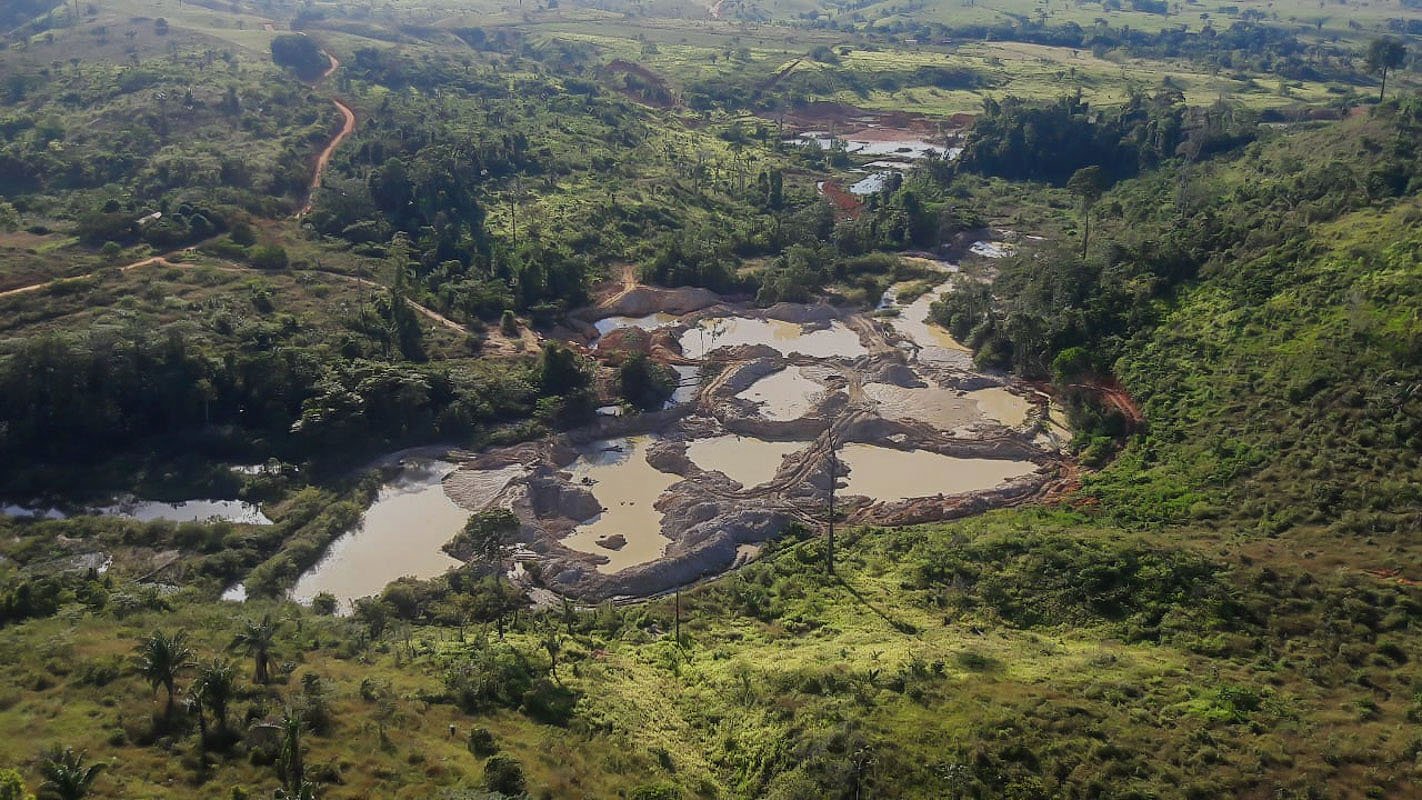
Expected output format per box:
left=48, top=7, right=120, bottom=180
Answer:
left=0, top=251, right=196, bottom=300
left=299, top=52, right=355, bottom=217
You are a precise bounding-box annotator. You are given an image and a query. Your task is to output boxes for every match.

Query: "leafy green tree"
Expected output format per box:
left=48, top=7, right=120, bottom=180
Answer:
left=457, top=510, right=520, bottom=562
left=466, top=727, right=498, bottom=757
left=0, top=202, right=19, bottom=232
left=270, top=34, right=328, bottom=80
left=618, top=353, right=677, bottom=410
left=37, top=749, right=102, bottom=800
left=133, top=629, right=194, bottom=719
left=1066, top=166, right=1105, bottom=258
left=541, top=622, right=563, bottom=684
left=383, top=233, right=423, bottom=360
left=229, top=221, right=257, bottom=247
left=1365, top=37, right=1407, bottom=102
left=230, top=614, right=278, bottom=684
left=537, top=342, right=590, bottom=396
left=1051, top=346, right=1094, bottom=383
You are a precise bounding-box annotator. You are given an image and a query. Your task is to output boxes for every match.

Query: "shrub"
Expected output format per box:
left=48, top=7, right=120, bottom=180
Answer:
left=250, top=244, right=289, bottom=270
left=229, top=221, right=257, bottom=246
left=467, top=727, right=498, bottom=757
left=443, top=645, right=535, bottom=713
left=311, top=593, right=338, bottom=616
left=0, top=768, right=32, bottom=800
left=482, top=754, right=526, bottom=795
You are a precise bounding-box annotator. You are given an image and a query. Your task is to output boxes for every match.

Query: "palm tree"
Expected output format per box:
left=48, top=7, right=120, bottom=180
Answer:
left=276, top=710, right=305, bottom=792
left=37, top=748, right=103, bottom=800
left=192, top=659, right=238, bottom=737
left=230, top=614, right=278, bottom=684
left=133, top=630, right=194, bottom=719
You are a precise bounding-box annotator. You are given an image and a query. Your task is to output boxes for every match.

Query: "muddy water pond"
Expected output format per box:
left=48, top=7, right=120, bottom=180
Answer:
left=561, top=436, right=679, bottom=574
left=593, top=313, right=680, bottom=346
left=788, top=133, right=959, bottom=161
left=838, top=444, right=1037, bottom=501
left=291, top=459, right=466, bottom=610
left=890, top=282, right=970, bottom=355
left=864, top=383, right=980, bottom=430
left=680, top=317, right=865, bottom=360
left=735, top=366, right=828, bottom=420
left=685, top=435, right=810, bottom=489
left=967, top=387, right=1032, bottom=428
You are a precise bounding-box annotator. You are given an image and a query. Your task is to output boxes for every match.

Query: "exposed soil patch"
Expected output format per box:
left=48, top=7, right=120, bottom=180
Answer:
left=819, top=180, right=863, bottom=220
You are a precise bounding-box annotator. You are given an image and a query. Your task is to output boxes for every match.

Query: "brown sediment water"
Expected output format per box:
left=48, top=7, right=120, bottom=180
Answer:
left=863, top=383, right=981, bottom=430
left=735, top=366, right=826, bottom=421
left=561, top=436, right=679, bottom=573
left=685, top=435, right=810, bottom=488
left=837, top=444, right=1037, bottom=500
left=291, top=459, right=466, bottom=610
left=679, top=317, right=866, bottom=360
left=892, top=283, right=971, bottom=354
left=968, top=387, right=1032, bottom=428
left=593, top=313, right=680, bottom=344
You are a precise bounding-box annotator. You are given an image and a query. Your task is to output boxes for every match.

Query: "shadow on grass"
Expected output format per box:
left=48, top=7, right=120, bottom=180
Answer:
left=833, top=572, right=919, bottom=636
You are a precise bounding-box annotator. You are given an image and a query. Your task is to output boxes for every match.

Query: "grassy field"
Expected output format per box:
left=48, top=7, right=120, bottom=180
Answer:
left=2, top=502, right=1417, bottom=798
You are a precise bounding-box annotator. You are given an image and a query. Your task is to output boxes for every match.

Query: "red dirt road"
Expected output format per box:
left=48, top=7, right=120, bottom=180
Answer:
left=299, top=52, right=355, bottom=217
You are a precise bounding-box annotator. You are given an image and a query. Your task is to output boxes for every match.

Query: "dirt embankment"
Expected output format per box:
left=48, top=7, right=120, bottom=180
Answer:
left=819, top=180, right=863, bottom=220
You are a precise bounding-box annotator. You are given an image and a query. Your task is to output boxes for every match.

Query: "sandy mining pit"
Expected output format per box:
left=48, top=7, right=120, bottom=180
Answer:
left=430, top=275, right=1071, bottom=602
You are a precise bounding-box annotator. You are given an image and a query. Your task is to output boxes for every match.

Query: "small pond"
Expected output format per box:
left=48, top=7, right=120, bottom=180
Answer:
left=837, top=444, right=1037, bottom=501
left=680, top=317, right=865, bottom=360
left=685, top=435, right=810, bottom=489
left=290, top=459, right=466, bottom=611
left=560, top=436, right=679, bottom=574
